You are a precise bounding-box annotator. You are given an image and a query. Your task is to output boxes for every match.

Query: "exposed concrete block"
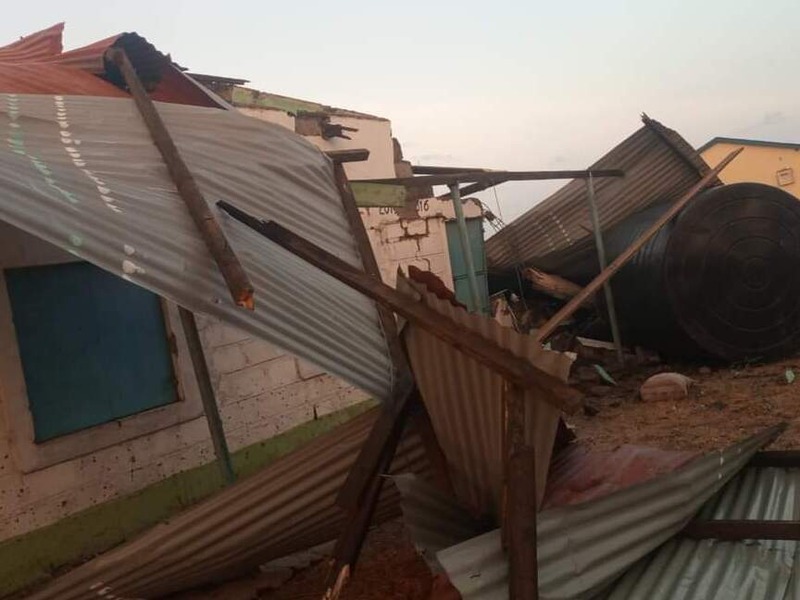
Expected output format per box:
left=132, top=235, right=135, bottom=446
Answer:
left=403, top=218, right=428, bottom=236
left=198, top=320, right=250, bottom=348
left=209, top=338, right=285, bottom=376
left=386, top=238, right=421, bottom=261
left=416, top=234, right=444, bottom=256
left=218, top=356, right=301, bottom=403
left=380, top=222, right=406, bottom=243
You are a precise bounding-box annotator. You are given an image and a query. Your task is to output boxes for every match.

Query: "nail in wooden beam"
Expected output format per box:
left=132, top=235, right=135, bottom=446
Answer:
left=534, top=147, right=743, bottom=343
left=216, top=200, right=582, bottom=412
left=107, top=47, right=255, bottom=310
left=505, top=382, right=539, bottom=600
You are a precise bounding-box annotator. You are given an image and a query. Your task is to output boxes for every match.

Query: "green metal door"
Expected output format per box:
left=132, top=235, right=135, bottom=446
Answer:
left=445, top=218, right=490, bottom=314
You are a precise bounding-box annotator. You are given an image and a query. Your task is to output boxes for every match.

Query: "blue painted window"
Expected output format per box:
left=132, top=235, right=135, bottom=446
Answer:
left=445, top=218, right=490, bottom=314
left=5, top=262, right=177, bottom=441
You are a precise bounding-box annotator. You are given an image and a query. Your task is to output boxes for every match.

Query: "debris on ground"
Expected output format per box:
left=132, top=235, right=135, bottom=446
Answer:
left=570, top=356, right=800, bottom=451
left=639, top=372, right=693, bottom=402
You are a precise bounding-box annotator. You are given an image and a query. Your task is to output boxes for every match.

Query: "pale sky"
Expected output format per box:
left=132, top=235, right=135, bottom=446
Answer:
left=3, top=0, right=799, bottom=222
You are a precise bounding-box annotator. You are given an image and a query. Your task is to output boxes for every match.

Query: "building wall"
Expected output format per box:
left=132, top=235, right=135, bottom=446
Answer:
left=361, top=197, right=484, bottom=288
left=701, top=142, right=800, bottom=198
left=0, top=97, right=484, bottom=584
left=237, top=106, right=396, bottom=180
left=0, top=222, right=366, bottom=544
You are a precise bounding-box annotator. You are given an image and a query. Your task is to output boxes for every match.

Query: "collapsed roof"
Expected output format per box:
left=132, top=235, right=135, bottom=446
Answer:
left=0, top=25, right=395, bottom=398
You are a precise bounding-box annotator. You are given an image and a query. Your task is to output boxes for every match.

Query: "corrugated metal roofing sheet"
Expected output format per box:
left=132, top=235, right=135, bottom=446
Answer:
left=485, top=117, right=707, bottom=275
left=542, top=444, right=698, bottom=509
left=399, top=273, right=574, bottom=517
left=0, top=24, right=221, bottom=107
left=26, top=407, right=432, bottom=599
left=0, top=23, right=63, bottom=62
left=605, top=466, right=800, bottom=600
left=0, top=93, right=393, bottom=398
left=0, top=63, right=128, bottom=96
left=435, top=424, right=784, bottom=600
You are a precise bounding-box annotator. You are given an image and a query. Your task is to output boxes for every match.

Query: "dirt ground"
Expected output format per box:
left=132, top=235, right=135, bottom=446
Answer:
left=173, top=353, right=800, bottom=599
left=569, top=353, right=800, bottom=452
left=170, top=519, right=434, bottom=600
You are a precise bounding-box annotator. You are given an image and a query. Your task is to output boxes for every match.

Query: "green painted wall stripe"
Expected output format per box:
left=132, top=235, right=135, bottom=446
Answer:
left=351, top=182, right=408, bottom=207
left=0, top=401, right=375, bottom=598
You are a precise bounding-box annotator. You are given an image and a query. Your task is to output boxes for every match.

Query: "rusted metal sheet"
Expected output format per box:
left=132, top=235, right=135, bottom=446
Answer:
left=26, top=407, right=431, bottom=600
left=485, top=117, right=706, bottom=275
left=434, top=424, right=785, bottom=600
left=541, top=443, right=697, bottom=509
left=0, top=63, right=129, bottom=96
left=399, top=273, right=574, bottom=518
left=0, top=24, right=223, bottom=107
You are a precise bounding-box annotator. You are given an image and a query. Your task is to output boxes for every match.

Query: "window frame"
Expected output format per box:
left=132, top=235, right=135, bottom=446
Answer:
left=0, top=257, right=204, bottom=473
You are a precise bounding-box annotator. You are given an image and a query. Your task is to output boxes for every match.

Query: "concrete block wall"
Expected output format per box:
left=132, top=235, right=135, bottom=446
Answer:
left=361, top=197, right=484, bottom=289
left=195, top=315, right=368, bottom=453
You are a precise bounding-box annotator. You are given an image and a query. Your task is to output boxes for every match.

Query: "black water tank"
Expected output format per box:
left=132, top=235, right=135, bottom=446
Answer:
left=604, top=182, right=800, bottom=361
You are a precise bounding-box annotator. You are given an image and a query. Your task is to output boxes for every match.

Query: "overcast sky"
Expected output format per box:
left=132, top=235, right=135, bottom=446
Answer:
left=3, top=0, right=799, bottom=222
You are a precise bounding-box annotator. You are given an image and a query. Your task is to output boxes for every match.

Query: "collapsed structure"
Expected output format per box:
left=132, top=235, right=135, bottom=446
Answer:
left=486, top=117, right=800, bottom=362
left=1, top=20, right=800, bottom=600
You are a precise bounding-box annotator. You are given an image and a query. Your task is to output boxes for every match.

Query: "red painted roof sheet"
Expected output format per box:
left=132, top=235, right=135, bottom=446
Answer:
left=0, top=23, right=63, bottom=62
left=542, top=443, right=698, bottom=509
left=0, top=63, right=127, bottom=96
left=0, top=23, right=220, bottom=107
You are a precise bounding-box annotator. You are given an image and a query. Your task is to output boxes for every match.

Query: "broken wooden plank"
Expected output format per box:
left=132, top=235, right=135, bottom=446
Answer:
left=108, top=48, right=255, bottom=310
left=217, top=200, right=582, bottom=412
left=534, top=147, right=744, bottom=343
left=335, top=376, right=415, bottom=509
left=749, top=450, right=800, bottom=468
left=682, top=519, right=800, bottom=541
left=326, top=148, right=370, bottom=163
left=178, top=307, right=235, bottom=484
left=355, top=169, right=625, bottom=188
left=505, top=382, right=539, bottom=600
left=523, top=267, right=583, bottom=301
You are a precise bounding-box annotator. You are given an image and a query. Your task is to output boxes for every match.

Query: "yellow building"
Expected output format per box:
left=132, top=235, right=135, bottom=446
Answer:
left=700, top=137, right=800, bottom=198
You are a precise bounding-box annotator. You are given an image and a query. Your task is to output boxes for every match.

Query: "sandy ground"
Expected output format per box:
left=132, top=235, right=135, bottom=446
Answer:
left=170, top=353, right=800, bottom=599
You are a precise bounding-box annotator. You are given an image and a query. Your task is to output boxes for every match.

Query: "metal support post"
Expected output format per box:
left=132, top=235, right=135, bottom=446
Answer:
left=448, top=183, right=483, bottom=313
left=178, top=307, right=236, bottom=485
left=585, top=174, right=624, bottom=365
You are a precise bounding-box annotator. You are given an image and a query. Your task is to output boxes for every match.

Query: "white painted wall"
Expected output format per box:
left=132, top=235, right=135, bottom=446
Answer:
left=237, top=106, right=396, bottom=180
